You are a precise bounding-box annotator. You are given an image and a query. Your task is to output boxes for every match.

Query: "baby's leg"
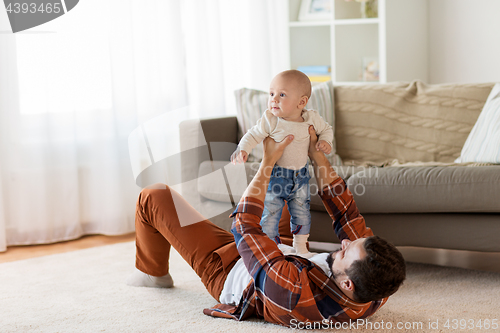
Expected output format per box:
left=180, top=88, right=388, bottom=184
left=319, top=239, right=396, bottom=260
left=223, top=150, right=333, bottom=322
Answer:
left=288, top=181, right=311, bottom=236
left=261, top=176, right=289, bottom=244
left=278, top=203, right=293, bottom=246
left=288, top=180, right=312, bottom=255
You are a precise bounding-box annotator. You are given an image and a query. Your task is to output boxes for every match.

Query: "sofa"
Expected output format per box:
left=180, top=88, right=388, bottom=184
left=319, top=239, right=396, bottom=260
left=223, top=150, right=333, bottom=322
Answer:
left=179, top=81, right=500, bottom=253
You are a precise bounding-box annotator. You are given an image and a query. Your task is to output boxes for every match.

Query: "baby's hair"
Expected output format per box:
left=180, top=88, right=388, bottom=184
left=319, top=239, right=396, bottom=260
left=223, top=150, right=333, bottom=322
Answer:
left=278, top=70, right=312, bottom=99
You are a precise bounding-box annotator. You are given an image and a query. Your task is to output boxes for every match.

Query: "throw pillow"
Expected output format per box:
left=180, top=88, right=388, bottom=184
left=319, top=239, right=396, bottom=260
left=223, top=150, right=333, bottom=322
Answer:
left=234, top=81, right=342, bottom=165
left=334, top=81, right=494, bottom=164
left=455, top=83, right=500, bottom=163
left=234, top=87, right=268, bottom=162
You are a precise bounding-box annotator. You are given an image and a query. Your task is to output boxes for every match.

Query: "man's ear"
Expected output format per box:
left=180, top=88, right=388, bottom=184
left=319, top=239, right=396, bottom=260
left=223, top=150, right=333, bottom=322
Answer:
left=339, top=277, right=355, bottom=293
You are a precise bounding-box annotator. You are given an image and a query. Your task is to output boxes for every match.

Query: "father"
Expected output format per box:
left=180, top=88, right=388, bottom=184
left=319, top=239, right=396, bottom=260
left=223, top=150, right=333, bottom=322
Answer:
left=127, top=126, right=406, bottom=327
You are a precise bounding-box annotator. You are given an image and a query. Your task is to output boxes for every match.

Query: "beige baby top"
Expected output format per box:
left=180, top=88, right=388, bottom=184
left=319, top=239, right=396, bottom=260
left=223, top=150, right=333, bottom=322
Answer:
left=238, top=109, right=333, bottom=170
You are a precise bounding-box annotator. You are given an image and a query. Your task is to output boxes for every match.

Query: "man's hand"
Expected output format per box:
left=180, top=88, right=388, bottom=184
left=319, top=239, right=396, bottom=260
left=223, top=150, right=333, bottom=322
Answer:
left=316, top=140, right=332, bottom=155
left=262, top=135, right=294, bottom=165
left=308, top=125, right=339, bottom=189
left=308, top=126, right=323, bottom=161
left=231, top=149, right=248, bottom=165
left=240, top=135, right=294, bottom=202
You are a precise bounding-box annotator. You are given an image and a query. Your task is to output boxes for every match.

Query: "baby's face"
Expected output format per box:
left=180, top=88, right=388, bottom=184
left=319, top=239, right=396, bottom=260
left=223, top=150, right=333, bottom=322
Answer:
left=268, top=75, right=306, bottom=122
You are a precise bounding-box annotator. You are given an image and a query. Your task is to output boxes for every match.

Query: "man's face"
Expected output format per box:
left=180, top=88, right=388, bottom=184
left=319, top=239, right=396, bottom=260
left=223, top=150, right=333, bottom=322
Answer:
left=327, top=238, right=368, bottom=281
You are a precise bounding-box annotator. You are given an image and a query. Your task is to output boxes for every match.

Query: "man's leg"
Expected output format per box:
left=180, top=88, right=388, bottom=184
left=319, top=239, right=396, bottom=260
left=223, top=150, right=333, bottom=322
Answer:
left=131, top=184, right=240, bottom=301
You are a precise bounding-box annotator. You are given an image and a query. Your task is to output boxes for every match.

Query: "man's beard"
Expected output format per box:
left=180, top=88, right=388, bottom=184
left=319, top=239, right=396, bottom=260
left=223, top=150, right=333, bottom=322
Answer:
left=326, top=250, right=344, bottom=280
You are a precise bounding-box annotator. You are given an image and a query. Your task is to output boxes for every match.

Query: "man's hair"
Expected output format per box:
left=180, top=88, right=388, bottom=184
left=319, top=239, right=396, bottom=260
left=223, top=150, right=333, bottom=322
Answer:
left=346, top=236, right=406, bottom=303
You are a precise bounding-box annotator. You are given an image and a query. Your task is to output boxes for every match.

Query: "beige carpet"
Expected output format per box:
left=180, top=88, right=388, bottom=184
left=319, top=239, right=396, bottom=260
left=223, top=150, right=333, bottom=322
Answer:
left=1, top=241, right=499, bottom=333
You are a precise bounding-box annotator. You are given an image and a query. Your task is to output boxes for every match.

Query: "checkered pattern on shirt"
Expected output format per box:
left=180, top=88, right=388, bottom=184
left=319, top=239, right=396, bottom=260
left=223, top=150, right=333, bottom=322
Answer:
left=203, top=177, right=387, bottom=327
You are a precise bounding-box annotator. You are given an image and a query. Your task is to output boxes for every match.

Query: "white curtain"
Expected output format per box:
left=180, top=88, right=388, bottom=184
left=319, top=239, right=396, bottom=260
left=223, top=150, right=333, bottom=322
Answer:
left=0, top=0, right=288, bottom=252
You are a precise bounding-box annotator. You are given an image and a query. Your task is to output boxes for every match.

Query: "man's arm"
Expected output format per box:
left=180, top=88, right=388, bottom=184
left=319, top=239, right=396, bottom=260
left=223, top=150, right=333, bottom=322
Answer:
left=240, top=135, right=293, bottom=201
left=308, top=135, right=339, bottom=190
left=230, top=135, right=318, bottom=318
left=307, top=126, right=373, bottom=241
left=231, top=136, right=297, bottom=277
left=309, top=110, right=334, bottom=149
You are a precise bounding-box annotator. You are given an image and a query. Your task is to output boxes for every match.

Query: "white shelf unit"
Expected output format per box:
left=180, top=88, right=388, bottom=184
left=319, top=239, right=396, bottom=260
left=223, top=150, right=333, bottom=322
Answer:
left=287, top=0, right=428, bottom=84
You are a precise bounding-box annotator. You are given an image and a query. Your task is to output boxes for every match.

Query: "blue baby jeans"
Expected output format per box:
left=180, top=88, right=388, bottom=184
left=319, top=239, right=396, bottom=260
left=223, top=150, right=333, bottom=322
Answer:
left=260, top=163, right=311, bottom=244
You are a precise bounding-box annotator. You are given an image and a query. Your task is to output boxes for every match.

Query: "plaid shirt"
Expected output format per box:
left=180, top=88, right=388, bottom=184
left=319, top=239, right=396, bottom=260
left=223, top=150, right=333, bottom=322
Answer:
left=203, top=177, right=388, bottom=327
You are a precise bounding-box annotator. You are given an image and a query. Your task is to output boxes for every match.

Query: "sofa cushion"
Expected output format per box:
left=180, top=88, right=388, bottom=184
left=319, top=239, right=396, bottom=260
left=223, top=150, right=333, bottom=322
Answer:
left=197, top=160, right=366, bottom=206
left=455, top=83, right=500, bottom=163
left=334, top=81, right=494, bottom=164
left=346, top=166, right=500, bottom=213
left=234, top=81, right=342, bottom=165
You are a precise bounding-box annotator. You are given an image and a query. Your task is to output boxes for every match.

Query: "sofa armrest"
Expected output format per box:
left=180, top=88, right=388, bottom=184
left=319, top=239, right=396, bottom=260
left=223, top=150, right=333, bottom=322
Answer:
left=179, top=116, right=239, bottom=184
left=178, top=116, right=239, bottom=230
left=200, top=116, right=239, bottom=147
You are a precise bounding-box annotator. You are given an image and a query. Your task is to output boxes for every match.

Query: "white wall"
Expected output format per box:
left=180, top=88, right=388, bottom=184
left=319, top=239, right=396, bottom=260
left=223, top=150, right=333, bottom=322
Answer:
left=429, top=0, right=500, bottom=84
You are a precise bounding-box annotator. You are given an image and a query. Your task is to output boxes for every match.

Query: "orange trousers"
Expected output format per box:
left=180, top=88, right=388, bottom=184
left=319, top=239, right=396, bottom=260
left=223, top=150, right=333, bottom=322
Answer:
left=134, top=184, right=293, bottom=301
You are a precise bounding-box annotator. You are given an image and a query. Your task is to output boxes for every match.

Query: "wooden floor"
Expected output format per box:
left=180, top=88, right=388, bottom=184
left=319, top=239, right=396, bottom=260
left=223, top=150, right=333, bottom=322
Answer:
left=0, top=233, right=135, bottom=263
left=1, top=233, right=499, bottom=274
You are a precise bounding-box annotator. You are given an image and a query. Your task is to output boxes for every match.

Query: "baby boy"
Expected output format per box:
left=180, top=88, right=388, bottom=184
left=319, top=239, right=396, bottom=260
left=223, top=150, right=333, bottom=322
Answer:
left=231, top=70, right=333, bottom=257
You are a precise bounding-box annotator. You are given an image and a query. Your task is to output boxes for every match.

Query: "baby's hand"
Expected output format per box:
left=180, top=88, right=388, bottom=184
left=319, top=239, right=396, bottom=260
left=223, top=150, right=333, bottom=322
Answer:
left=315, top=140, right=331, bottom=155
left=230, top=149, right=248, bottom=164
